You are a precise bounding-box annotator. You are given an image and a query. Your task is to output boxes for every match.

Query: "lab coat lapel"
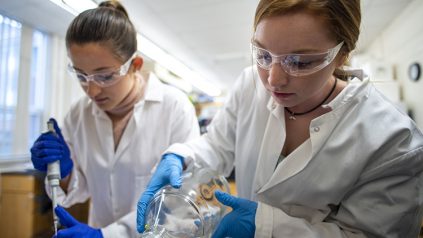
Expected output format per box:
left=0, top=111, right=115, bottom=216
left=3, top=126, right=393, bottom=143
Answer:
left=253, top=100, right=285, bottom=193
left=112, top=115, right=136, bottom=165
left=91, top=102, right=139, bottom=168
left=92, top=107, right=115, bottom=167
left=111, top=99, right=147, bottom=167
left=258, top=106, right=342, bottom=193
left=260, top=139, right=312, bottom=192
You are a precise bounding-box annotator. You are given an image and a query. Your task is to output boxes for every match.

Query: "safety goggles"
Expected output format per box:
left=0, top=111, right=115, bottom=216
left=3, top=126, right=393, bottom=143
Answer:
left=67, top=53, right=136, bottom=87
left=251, top=41, right=344, bottom=77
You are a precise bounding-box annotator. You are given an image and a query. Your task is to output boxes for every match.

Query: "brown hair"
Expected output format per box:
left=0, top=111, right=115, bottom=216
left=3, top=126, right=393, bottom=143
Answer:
left=254, top=0, right=361, bottom=79
left=65, top=0, right=137, bottom=62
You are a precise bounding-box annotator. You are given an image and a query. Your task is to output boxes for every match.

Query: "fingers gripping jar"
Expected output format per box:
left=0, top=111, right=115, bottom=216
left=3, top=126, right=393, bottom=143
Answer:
left=140, top=167, right=230, bottom=238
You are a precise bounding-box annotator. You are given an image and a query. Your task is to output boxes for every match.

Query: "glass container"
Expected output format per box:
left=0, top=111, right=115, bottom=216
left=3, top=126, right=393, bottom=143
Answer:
left=140, top=167, right=230, bottom=238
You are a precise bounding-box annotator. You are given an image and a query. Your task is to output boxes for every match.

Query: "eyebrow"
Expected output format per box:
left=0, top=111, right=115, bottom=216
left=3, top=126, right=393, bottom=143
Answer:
left=252, top=39, right=325, bottom=54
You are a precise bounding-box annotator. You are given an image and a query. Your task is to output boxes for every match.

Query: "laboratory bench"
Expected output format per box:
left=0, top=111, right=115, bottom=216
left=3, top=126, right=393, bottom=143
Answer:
left=0, top=171, right=88, bottom=238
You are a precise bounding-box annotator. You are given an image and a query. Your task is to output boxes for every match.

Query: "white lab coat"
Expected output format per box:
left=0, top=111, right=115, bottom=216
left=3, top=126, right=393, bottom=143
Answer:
left=47, top=74, right=200, bottom=238
left=166, top=66, right=423, bottom=237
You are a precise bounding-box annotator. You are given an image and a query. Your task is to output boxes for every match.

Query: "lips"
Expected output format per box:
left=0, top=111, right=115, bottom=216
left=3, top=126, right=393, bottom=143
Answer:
left=94, top=97, right=109, bottom=104
left=272, top=91, right=294, bottom=100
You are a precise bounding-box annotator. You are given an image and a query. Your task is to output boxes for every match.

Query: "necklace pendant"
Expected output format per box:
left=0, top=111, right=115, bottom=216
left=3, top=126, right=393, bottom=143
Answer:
left=289, top=115, right=296, bottom=120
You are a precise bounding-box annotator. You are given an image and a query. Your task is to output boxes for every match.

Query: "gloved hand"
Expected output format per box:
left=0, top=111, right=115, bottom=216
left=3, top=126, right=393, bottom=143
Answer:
left=137, top=153, right=184, bottom=233
left=30, top=118, right=73, bottom=178
left=212, top=191, right=258, bottom=238
left=53, top=206, right=103, bottom=238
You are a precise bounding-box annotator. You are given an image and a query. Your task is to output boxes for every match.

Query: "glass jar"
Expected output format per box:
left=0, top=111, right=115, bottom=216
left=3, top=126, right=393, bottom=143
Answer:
left=140, top=167, right=230, bottom=238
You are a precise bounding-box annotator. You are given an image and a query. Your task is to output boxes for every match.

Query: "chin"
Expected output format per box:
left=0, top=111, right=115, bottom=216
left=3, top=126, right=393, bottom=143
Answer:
left=95, top=102, right=113, bottom=111
left=271, top=95, right=289, bottom=106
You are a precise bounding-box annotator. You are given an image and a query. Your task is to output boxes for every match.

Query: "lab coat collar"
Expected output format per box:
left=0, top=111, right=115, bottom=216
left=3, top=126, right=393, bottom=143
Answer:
left=325, top=69, right=369, bottom=110
left=266, top=97, right=277, bottom=113
left=143, top=72, right=164, bottom=103
left=255, top=71, right=371, bottom=193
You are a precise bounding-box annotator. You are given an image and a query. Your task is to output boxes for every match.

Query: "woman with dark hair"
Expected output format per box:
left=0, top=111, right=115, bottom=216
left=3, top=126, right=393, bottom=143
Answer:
left=137, top=0, right=423, bottom=237
left=30, top=1, right=199, bottom=237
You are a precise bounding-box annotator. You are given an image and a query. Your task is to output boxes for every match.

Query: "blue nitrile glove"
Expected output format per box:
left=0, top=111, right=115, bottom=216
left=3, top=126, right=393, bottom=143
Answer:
left=30, top=118, right=73, bottom=178
left=53, top=206, right=103, bottom=238
left=137, top=153, right=184, bottom=233
left=212, top=191, right=258, bottom=238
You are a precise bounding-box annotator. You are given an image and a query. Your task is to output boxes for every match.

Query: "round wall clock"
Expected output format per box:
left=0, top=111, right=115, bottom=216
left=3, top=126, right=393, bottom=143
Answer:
left=408, top=62, right=421, bottom=82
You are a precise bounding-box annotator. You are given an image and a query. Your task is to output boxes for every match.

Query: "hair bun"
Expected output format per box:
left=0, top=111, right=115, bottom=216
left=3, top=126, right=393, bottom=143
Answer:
left=98, top=0, right=129, bottom=18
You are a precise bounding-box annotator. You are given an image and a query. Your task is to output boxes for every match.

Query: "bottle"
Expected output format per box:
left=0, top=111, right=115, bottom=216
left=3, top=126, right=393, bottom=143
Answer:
left=140, top=167, right=230, bottom=238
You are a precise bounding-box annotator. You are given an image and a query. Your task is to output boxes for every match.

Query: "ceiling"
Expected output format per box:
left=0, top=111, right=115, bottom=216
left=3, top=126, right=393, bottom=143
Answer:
left=0, top=0, right=414, bottom=95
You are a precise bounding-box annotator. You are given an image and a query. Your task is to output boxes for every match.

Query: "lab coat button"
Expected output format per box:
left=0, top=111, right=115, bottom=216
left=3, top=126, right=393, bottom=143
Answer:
left=313, top=127, right=320, bottom=132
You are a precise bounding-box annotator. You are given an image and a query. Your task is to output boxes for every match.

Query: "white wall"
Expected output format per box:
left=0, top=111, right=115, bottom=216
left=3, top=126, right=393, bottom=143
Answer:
left=362, top=0, right=423, bottom=129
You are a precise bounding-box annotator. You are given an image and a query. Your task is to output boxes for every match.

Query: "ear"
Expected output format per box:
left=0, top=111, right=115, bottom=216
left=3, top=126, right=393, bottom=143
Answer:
left=131, top=56, right=144, bottom=72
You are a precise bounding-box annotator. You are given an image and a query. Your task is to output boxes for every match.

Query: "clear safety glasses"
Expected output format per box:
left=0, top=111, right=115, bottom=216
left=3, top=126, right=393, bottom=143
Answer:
left=251, top=41, right=344, bottom=77
left=67, top=53, right=136, bottom=87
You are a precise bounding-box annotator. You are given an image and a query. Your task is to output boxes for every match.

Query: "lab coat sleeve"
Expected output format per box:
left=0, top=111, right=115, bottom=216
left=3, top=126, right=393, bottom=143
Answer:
left=44, top=114, right=91, bottom=208
left=101, top=210, right=137, bottom=238
left=44, top=162, right=91, bottom=208
left=168, top=89, right=200, bottom=144
left=165, top=68, right=251, bottom=176
left=255, top=146, right=423, bottom=238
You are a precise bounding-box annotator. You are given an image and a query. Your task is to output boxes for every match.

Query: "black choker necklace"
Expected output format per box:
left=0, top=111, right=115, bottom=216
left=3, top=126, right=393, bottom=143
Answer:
left=285, top=78, right=337, bottom=120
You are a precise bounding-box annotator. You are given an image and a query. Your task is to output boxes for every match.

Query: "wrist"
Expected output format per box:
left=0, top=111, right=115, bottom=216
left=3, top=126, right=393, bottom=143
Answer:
left=163, top=153, right=185, bottom=169
left=97, top=228, right=103, bottom=238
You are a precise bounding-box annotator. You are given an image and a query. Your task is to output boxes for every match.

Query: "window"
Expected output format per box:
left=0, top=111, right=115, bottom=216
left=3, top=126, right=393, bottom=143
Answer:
left=28, top=31, right=49, bottom=148
left=0, top=14, right=22, bottom=156
left=0, top=14, right=50, bottom=160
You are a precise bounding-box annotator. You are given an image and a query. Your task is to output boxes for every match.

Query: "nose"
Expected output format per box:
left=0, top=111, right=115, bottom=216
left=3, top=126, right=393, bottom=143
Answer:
left=267, top=63, right=289, bottom=89
left=84, top=81, right=102, bottom=97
